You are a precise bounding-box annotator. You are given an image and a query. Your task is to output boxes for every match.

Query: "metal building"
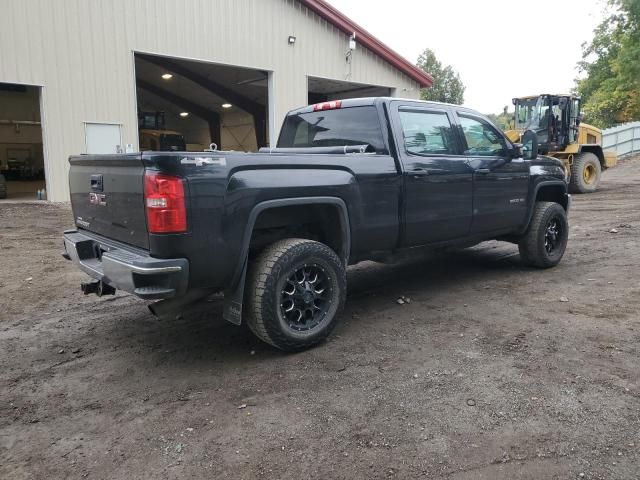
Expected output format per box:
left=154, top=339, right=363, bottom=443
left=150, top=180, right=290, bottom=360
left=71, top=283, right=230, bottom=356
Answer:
left=0, top=0, right=432, bottom=201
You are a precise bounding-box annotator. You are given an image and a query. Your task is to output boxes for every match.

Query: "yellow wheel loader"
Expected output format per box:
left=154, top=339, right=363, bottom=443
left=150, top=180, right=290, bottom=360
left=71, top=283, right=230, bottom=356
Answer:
left=505, top=94, right=616, bottom=193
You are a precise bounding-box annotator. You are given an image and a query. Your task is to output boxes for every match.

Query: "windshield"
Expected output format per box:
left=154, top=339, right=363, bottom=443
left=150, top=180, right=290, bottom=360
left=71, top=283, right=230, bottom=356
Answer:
left=514, top=97, right=548, bottom=130
left=278, top=106, right=386, bottom=153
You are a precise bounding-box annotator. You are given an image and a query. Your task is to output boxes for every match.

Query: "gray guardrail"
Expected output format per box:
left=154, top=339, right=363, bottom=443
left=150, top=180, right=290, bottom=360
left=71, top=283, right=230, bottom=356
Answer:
left=602, top=121, right=640, bottom=157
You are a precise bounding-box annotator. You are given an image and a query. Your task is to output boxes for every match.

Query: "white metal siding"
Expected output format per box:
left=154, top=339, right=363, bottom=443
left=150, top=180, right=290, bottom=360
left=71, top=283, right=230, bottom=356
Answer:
left=0, top=0, right=420, bottom=201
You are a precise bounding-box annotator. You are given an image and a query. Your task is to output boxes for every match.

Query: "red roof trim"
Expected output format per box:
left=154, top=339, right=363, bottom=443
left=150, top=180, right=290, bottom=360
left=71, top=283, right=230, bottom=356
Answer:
left=297, top=0, right=433, bottom=88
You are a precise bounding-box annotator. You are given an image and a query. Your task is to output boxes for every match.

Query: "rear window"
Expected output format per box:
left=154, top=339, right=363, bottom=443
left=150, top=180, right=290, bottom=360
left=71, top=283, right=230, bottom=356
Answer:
left=278, top=106, right=386, bottom=153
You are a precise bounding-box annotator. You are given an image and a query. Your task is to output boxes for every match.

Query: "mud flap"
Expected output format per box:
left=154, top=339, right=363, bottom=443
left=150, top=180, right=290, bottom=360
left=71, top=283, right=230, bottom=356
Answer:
left=222, top=260, right=247, bottom=325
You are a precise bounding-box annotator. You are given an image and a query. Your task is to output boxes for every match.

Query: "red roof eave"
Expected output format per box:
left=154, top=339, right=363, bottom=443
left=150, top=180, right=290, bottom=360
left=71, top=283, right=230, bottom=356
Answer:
left=297, top=0, right=433, bottom=88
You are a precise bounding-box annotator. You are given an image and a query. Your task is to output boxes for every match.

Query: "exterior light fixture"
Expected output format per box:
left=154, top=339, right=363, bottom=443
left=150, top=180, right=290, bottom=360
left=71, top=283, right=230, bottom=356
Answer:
left=288, top=35, right=296, bottom=45
left=349, top=33, right=356, bottom=51
left=222, top=103, right=232, bottom=109
left=161, top=73, right=173, bottom=80
left=179, top=112, right=189, bottom=117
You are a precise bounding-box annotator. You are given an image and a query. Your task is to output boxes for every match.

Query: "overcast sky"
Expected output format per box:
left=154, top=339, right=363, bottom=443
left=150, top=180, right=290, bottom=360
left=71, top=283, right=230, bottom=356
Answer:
left=328, top=0, right=608, bottom=113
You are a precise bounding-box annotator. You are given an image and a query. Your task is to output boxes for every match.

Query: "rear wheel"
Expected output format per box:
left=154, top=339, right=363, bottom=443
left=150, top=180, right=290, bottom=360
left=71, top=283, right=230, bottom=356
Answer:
left=570, top=152, right=601, bottom=193
left=245, top=238, right=346, bottom=351
left=518, top=202, right=568, bottom=268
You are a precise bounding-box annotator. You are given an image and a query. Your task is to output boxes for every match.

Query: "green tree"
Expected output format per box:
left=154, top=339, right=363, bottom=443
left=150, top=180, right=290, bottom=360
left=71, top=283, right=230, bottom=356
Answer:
left=416, top=49, right=465, bottom=105
left=577, top=0, right=640, bottom=127
left=487, top=106, right=514, bottom=130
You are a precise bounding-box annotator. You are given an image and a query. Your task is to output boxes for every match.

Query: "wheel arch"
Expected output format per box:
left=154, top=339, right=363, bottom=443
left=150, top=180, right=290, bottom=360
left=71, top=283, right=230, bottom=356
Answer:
left=248, top=197, right=350, bottom=261
left=535, top=182, right=569, bottom=211
left=222, top=197, right=351, bottom=326
left=579, top=145, right=605, bottom=166
left=520, top=181, right=569, bottom=234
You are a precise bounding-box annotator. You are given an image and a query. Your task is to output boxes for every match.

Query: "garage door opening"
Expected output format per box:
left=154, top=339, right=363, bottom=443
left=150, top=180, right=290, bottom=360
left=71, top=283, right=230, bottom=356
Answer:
left=134, top=53, right=269, bottom=152
left=308, top=76, right=392, bottom=105
left=0, top=83, right=46, bottom=200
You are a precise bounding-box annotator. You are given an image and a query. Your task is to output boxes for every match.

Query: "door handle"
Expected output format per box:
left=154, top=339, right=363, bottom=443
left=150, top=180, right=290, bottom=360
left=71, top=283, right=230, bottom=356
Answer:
left=410, top=167, right=430, bottom=177
left=475, top=168, right=491, bottom=175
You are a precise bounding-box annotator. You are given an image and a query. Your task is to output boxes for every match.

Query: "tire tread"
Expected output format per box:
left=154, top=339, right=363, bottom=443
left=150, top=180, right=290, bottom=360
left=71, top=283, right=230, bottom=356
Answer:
left=519, top=202, right=568, bottom=268
left=569, top=152, right=601, bottom=193
left=245, top=238, right=345, bottom=351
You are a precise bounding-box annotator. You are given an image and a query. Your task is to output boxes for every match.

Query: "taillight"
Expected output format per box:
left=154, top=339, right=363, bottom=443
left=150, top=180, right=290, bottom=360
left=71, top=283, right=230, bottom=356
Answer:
left=313, top=100, right=342, bottom=111
left=144, top=171, right=187, bottom=233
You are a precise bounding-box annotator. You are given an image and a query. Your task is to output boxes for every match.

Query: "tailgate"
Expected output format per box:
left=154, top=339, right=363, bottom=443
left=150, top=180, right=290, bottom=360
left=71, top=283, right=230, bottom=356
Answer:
left=69, top=154, right=149, bottom=249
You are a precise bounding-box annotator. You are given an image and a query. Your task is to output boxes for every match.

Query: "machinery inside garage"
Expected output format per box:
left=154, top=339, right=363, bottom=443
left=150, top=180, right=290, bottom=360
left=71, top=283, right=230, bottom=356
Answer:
left=308, top=76, right=392, bottom=104
left=134, top=54, right=269, bottom=152
left=0, top=84, right=46, bottom=200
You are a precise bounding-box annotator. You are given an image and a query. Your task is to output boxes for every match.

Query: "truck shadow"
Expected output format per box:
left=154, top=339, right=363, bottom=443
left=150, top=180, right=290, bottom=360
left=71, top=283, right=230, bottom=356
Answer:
left=100, top=242, right=526, bottom=363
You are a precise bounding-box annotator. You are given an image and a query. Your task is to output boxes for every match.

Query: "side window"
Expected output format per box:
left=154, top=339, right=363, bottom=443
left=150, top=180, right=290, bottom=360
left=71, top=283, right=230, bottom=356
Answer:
left=459, top=115, right=507, bottom=156
left=398, top=110, right=457, bottom=155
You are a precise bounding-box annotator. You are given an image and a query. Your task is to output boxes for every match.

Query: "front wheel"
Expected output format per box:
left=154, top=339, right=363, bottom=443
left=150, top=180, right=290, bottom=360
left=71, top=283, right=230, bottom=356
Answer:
left=518, top=202, right=568, bottom=268
left=245, top=239, right=346, bottom=351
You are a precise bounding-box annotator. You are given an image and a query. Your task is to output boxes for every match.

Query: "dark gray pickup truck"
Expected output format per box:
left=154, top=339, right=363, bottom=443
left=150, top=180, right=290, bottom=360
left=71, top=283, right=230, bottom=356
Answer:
left=63, top=97, right=570, bottom=351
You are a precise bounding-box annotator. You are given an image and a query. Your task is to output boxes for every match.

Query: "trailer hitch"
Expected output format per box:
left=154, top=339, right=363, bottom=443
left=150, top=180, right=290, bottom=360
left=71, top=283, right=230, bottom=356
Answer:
left=81, top=280, right=116, bottom=297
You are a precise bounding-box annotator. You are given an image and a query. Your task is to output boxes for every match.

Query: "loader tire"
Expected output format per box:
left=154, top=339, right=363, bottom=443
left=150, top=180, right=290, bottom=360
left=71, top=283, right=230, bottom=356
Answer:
left=570, top=152, right=601, bottom=193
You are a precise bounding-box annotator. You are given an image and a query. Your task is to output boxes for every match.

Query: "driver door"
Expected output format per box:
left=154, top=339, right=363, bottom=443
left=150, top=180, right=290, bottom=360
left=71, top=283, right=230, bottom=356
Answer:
left=455, top=112, right=530, bottom=234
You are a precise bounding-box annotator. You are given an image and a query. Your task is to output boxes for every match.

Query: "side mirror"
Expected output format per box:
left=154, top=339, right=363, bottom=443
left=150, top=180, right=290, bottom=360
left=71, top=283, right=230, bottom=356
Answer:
left=521, top=130, right=538, bottom=160
left=510, top=143, right=524, bottom=159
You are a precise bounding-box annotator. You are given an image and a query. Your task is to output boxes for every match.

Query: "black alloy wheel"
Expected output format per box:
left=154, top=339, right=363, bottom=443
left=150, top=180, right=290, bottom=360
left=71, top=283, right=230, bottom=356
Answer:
left=280, top=264, right=332, bottom=332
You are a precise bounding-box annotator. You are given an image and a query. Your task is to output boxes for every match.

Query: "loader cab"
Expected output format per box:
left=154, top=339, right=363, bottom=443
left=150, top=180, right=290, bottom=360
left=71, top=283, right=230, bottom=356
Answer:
left=513, top=94, right=581, bottom=154
left=137, top=111, right=186, bottom=152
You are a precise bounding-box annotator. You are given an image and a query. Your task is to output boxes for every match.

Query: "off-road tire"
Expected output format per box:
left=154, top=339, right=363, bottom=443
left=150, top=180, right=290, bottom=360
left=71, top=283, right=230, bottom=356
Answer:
left=0, top=174, right=7, bottom=199
left=570, top=152, right=601, bottom=193
left=245, top=238, right=346, bottom=351
left=518, top=202, right=568, bottom=268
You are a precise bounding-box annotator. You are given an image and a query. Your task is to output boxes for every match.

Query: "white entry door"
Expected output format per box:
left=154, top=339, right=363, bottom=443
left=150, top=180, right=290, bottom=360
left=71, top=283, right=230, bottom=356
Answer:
left=84, top=122, right=122, bottom=154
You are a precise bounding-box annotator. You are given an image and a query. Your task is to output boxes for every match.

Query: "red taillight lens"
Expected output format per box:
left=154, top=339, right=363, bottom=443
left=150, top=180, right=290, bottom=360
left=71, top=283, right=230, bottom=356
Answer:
left=144, top=171, right=187, bottom=233
left=313, top=100, right=342, bottom=111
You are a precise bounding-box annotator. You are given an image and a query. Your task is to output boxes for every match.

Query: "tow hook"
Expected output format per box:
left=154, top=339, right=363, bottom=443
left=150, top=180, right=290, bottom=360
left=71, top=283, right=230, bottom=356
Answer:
left=81, top=280, right=116, bottom=297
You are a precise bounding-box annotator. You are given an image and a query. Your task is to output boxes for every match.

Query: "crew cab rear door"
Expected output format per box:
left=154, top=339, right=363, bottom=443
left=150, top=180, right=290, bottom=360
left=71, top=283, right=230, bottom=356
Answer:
left=389, top=101, right=473, bottom=246
left=453, top=110, right=530, bottom=234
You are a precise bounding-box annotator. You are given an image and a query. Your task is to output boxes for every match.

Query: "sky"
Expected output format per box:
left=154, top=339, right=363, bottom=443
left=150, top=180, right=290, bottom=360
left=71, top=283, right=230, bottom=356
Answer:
left=327, top=0, right=609, bottom=113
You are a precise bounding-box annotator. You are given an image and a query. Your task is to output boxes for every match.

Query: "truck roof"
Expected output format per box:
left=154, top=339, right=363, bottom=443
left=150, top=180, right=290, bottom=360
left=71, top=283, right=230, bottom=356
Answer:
left=287, top=97, right=479, bottom=115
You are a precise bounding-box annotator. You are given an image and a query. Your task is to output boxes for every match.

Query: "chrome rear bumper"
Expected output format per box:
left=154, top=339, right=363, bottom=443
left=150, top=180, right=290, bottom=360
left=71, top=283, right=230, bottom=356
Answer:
left=63, top=230, right=188, bottom=299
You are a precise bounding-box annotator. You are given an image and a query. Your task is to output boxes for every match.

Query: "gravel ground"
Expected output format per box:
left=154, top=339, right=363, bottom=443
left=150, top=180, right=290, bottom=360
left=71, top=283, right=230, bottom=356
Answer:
left=1, top=156, right=639, bottom=479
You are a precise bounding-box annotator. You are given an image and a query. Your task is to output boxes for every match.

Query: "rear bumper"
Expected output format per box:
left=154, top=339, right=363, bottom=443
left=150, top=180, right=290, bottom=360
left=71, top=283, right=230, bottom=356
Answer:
left=62, top=230, right=188, bottom=299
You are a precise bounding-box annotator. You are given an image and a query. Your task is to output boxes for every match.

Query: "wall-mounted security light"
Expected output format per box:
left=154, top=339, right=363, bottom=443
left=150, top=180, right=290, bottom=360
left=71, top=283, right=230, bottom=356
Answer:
left=288, top=35, right=296, bottom=45
left=179, top=112, right=189, bottom=117
left=346, top=32, right=357, bottom=67
left=349, top=33, right=356, bottom=51
left=161, top=73, right=173, bottom=80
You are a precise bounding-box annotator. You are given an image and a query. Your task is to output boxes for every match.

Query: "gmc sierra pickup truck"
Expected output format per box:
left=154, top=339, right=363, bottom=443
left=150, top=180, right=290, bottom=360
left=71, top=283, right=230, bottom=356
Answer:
left=63, top=97, right=570, bottom=351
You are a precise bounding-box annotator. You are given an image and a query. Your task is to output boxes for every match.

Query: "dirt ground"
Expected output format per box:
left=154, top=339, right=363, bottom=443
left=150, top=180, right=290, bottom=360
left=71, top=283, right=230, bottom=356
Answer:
left=1, top=157, right=639, bottom=480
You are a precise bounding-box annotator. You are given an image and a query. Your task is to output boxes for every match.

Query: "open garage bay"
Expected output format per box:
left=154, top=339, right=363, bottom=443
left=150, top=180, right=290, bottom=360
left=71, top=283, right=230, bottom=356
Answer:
left=1, top=157, right=640, bottom=479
